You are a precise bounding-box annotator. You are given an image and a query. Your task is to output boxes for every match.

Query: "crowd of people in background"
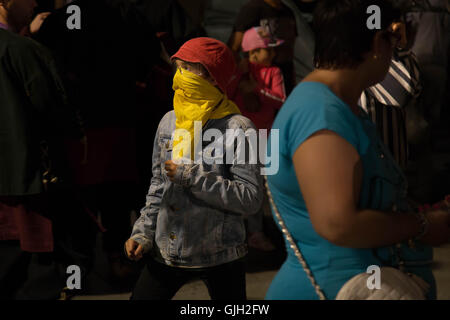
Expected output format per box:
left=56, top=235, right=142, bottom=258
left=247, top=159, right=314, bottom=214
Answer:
left=0, top=0, right=449, bottom=300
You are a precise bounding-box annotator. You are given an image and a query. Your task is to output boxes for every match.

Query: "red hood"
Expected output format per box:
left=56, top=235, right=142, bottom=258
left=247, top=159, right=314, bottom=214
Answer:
left=171, top=37, right=236, bottom=93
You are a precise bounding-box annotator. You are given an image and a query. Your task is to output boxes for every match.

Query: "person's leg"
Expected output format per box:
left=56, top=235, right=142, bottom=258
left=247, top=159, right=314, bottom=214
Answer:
left=15, top=252, right=67, bottom=300
left=96, top=183, right=137, bottom=281
left=247, top=197, right=275, bottom=251
left=201, top=259, right=247, bottom=300
left=0, top=196, right=64, bottom=300
left=130, top=259, right=187, bottom=300
left=99, top=183, right=133, bottom=255
left=0, top=241, right=31, bottom=299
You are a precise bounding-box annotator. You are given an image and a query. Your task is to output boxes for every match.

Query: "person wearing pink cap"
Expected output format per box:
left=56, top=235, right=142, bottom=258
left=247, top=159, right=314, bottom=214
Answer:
left=229, top=26, right=287, bottom=131
left=125, top=37, right=263, bottom=300
left=228, top=26, right=286, bottom=252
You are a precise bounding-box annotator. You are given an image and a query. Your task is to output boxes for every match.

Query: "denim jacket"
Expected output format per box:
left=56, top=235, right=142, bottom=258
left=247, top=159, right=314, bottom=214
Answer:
left=130, top=111, right=263, bottom=267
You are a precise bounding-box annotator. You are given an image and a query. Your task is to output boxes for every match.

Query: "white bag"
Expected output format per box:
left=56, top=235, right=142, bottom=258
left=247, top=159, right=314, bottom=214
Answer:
left=265, top=176, right=430, bottom=300
left=335, top=266, right=429, bottom=300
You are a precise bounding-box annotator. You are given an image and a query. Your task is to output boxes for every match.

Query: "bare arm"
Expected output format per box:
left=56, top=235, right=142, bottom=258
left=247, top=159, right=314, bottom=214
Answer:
left=293, top=130, right=423, bottom=248
left=228, top=31, right=244, bottom=62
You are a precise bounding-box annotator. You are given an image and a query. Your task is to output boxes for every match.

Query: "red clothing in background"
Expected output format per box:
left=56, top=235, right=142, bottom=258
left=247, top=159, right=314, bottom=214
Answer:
left=66, top=127, right=139, bottom=186
left=0, top=195, right=53, bottom=252
left=228, top=62, right=286, bottom=130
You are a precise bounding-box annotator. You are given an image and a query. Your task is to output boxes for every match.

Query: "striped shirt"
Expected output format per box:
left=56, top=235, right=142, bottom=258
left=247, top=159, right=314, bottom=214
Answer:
left=359, top=51, right=422, bottom=168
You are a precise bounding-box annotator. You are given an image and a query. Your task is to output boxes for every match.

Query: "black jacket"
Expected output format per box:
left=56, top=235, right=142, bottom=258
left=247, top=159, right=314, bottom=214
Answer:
left=0, top=29, right=81, bottom=195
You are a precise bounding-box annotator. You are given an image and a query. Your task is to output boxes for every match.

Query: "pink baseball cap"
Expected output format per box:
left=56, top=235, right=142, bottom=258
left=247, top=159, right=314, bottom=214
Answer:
left=241, top=26, right=284, bottom=52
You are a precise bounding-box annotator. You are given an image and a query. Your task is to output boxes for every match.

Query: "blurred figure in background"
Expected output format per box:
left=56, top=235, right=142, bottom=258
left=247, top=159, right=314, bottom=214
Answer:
left=0, top=0, right=84, bottom=299
left=402, top=0, right=450, bottom=203
left=407, top=0, right=449, bottom=144
left=229, top=0, right=297, bottom=93
left=133, top=0, right=207, bottom=56
left=34, top=0, right=162, bottom=285
left=228, top=26, right=286, bottom=251
left=229, top=26, right=286, bottom=133
left=203, top=0, right=247, bottom=44
left=279, top=0, right=317, bottom=85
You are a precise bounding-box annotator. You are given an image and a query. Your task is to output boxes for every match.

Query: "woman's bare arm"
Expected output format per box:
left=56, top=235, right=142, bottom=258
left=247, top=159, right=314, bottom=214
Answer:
left=292, top=130, right=423, bottom=248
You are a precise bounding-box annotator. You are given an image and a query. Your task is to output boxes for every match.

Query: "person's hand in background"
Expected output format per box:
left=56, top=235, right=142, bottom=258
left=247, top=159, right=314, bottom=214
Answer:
left=29, top=12, right=51, bottom=35
left=421, top=209, right=450, bottom=247
left=389, top=21, right=408, bottom=49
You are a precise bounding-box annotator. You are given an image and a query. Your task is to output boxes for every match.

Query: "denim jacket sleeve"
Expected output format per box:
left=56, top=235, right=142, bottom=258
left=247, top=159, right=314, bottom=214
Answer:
left=173, top=116, right=263, bottom=215
left=130, top=122, right=164, bottom=253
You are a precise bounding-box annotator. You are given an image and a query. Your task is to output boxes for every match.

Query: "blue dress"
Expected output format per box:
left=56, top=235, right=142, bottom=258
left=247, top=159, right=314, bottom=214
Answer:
left=265, top=82, right=435, bottom=300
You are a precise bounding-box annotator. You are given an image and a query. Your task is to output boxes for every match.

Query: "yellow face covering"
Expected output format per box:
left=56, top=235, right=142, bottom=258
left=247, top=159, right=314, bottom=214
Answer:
left=172, top=68, right=241, bottom=160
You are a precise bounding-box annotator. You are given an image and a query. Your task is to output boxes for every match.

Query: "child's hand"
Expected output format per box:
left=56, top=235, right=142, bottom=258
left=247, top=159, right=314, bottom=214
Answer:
left=165, top=160, right=178, bottom=182
left=125, top=239, right=144, bottom=261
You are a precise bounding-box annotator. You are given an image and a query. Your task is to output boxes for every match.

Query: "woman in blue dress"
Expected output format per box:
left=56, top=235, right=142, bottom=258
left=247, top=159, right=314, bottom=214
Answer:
left=265, top=0, right=450, bottom=300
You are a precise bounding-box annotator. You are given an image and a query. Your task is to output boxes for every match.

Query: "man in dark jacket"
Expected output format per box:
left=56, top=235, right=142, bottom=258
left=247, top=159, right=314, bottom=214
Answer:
left=0, top=0, right=83, bottom=299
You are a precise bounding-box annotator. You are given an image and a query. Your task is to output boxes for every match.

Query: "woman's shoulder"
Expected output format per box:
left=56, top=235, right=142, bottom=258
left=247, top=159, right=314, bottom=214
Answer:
left=277, top=82, right=354, bottom=127
left=274, top=82, right=365, bottom=157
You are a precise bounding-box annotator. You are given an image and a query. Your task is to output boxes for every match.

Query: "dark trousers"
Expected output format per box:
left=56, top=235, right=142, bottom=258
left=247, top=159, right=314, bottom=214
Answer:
left=130, top=258, right=247, bottom=300
left=0, top=241, right=65, bottom=300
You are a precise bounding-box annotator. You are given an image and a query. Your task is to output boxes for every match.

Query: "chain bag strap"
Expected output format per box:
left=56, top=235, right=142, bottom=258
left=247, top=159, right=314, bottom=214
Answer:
left=264, top=176, right=327, bottom=300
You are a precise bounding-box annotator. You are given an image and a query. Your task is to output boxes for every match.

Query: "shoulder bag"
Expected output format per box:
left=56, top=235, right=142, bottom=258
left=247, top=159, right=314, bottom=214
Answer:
left=264, top=176, right=430, bottom=300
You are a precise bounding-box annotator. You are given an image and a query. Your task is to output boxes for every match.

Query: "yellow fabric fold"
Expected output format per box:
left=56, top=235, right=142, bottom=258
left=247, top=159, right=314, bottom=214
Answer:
left=172, top=68, right=241, bottom=160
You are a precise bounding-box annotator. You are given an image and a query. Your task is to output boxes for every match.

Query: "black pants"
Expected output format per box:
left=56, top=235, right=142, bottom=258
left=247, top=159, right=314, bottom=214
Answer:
left=130, top=258, right=247, bottom=300
left=0, top=241, right=65, bottom=300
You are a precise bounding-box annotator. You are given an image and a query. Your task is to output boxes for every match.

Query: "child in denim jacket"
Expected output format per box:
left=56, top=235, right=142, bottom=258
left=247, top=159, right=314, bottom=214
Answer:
left=125, top=38, right=263, bottom=300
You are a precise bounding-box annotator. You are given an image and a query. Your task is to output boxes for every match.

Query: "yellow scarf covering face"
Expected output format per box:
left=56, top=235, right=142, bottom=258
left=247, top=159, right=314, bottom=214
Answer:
left=172, top=68, right=241, bottom=160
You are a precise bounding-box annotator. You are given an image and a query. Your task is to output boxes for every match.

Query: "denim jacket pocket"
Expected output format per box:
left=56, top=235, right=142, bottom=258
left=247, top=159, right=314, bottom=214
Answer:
left=159, top=135, right=173, bottom=163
